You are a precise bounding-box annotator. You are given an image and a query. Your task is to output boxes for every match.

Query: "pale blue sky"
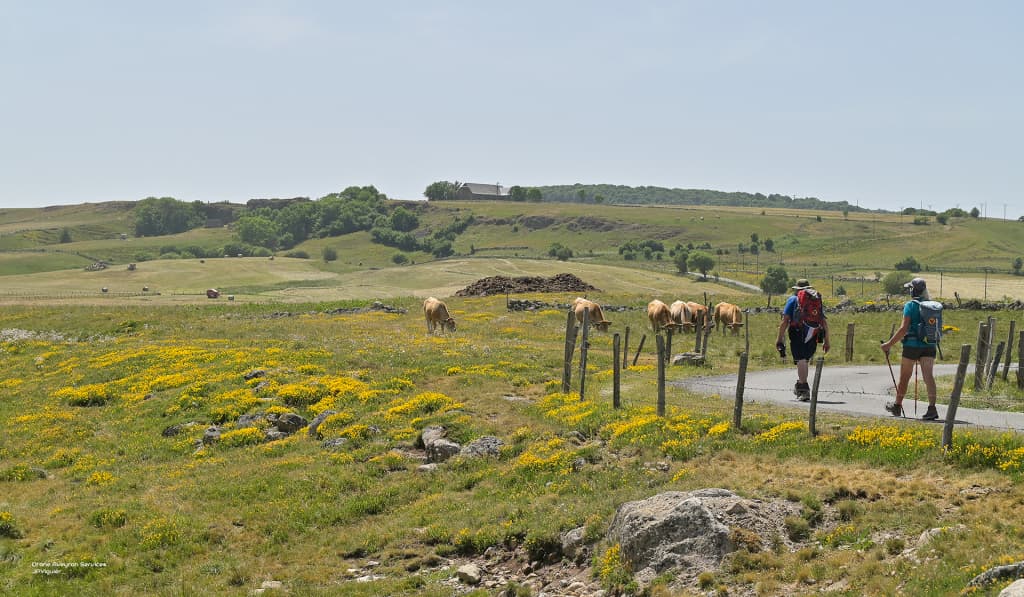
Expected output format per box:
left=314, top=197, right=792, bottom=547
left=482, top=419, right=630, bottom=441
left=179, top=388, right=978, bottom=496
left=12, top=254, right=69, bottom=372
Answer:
left=2, top=1, right=1021, bottom=218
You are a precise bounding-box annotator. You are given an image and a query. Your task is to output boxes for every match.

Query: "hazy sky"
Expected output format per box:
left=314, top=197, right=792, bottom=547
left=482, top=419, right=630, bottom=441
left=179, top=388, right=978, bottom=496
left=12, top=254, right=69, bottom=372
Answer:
left=2, top=1, right=1022, bottom=219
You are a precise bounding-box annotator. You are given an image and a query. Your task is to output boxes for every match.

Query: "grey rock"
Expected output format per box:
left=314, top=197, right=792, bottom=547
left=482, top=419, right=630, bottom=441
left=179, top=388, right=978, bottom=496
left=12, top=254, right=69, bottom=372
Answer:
left=427, top=439, right=462, bottom=463
left=236, top=413, right=264, bottom=428
left=607, top=490, right=734, bottom=578
left=457, top=563, right=482, bottom=585
left=560, top=526, right=587, bottom=561
left=417, top=463, right=439, bottom=473
left=275, top=413, right=308, bottom=433
left=460, top=436, right=504, bottom=458
left=322, top=438, right=348, bottom=449
left=265, top=430, right=288, bottom=442
left=1000, top=579, right=1024, bottom=597
left=243, top=369, right=266, bottom=380
left=417, top=425, right=447, bottom=449
left=308, top=410, right=338, bottom=439
left=202, top=426, right=222, bottom=444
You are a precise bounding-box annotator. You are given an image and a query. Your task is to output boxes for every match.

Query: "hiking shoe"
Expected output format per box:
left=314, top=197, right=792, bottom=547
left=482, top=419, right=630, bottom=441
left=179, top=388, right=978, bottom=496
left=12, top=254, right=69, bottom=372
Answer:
left=884, top=401, right=904, bottom=417
left=922, top=406, right=939, bottom=421
left=795, top=382, right=810, bottom=402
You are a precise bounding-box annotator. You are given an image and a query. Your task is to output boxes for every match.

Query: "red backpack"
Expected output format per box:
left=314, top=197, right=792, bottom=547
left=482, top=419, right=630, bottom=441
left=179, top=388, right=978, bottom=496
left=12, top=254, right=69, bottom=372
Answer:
left=793, top=289, right=824, bottom=327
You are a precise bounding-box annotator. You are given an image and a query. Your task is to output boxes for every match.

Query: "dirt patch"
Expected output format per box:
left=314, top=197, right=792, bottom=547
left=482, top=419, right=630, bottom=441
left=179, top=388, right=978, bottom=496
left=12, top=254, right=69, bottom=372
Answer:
left=455, top=273, right=600, bottom=297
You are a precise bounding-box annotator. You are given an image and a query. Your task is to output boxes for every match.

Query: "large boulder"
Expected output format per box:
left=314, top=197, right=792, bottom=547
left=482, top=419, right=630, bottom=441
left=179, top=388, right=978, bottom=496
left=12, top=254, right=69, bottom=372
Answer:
left=607, top=490, right=735, bottom=579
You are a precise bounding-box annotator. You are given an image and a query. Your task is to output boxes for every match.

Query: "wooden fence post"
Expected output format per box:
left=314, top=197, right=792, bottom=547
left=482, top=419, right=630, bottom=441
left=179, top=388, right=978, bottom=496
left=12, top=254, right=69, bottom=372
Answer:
left=665, top=328, right=673, bottom=364
left=734, top=352, right=748, bottom=430
left=845, top=322, right=855, bottom=362
left=622, top=326, right=630, bottom=371
left=1018, top=331, right=1024, bottom=390
left=613, top=333, right=621, bottom=409
left=974, top=322, right=989, bottom=391
left=986, top=317, right=997, bottom=378
left=943, top=344, right=972, bottom=450
left=578, top=308, right=591, bottom=400
left=744, top=311, right=750, bottom=354
left=701, top=323, right=712, bottom=359
left=633, top=334, right=646, bottom=366
left=1002, top=320, right=1017, bottom=381
left=986, top=342, right=1005, bottom=390
left=809, top=357, right=824, bottom=437
left=656, top=334, right=666, bottom=416
left=561, top=309, right=578, bottom=393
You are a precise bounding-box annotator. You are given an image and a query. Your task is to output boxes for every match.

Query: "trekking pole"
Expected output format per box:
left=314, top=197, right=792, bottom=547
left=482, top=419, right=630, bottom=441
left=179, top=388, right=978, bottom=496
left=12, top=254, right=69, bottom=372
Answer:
left=881, top=342, right=901, bottom=414
left=913, top=361, right=919, bottom=416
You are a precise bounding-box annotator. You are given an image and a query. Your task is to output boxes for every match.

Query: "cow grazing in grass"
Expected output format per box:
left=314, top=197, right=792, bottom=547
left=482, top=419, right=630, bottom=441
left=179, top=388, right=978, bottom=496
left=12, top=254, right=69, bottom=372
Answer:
left=572, top=297, right=612, bottom=332
left=713, top=302, right=744, bottom=335
left=669, top=300, right=692, bottom=331
left=685, top=301, right=709, bottom=332
left=648, top=299, right=683, bottom=333
left=423, top=297, right=457, bottom=335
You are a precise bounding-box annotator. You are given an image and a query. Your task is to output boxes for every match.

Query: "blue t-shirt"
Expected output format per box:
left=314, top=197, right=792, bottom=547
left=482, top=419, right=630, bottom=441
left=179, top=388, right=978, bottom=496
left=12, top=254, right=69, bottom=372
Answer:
left=902, top=300, right=927, bottom=348
left=782, top=295, right=798, bottom=321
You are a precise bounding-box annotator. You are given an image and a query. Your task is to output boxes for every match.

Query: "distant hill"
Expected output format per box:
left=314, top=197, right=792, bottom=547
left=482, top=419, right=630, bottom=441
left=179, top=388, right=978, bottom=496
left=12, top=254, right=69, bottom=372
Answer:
left=535, top=183, right=871, bottom=213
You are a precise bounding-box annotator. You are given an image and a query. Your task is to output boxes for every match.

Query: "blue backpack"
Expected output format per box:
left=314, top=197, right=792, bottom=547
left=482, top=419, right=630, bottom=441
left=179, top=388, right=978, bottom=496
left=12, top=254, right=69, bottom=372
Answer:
left=914, top=300, right=943, bottom=345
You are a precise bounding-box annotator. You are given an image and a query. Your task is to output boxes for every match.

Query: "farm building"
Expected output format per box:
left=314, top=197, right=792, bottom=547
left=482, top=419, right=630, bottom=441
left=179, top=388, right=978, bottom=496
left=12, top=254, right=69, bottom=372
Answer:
left=456, top=183, right=509, bottom=200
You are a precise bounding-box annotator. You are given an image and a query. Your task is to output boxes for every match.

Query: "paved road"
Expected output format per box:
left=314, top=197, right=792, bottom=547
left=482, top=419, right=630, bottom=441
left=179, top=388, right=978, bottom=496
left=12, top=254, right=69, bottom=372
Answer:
left=676, top=363, right=1024, bottom=432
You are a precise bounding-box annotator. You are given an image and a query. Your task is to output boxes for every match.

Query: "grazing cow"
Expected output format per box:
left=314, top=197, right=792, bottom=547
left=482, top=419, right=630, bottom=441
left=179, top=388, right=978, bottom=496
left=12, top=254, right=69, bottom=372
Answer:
left=423, top=297, right=457, bottom=335
left=648, top=299, right=683, bottom=333
left=713, top=302, right=744, bottom=335
left=685, top=301, right=709, bottom=332
left=572, top=297, right=612, bottom=332
left=669, top=300, right=691, bottom=330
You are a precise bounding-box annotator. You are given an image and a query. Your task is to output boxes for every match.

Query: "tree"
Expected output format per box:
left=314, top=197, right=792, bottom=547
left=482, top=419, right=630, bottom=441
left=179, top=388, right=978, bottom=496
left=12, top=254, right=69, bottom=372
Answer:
left=750, top=233, right=759, bottom=244
left=1013, top=257, right=1023, bottom=275
left=760, top=265, right=790, bottom=295
left=526, top=188, right=543, bottom=202
left=882, top=270, right=914, bottom=294
left=508, top=186, right=527, bottom=202
left=235, top=215, right=280, bottom=249
left=424, top=181, right=460, bottom=201
left=688, top=251, right=715, bottom=279
left=548, top=243, right=573, bottom=261
left=936, top=213, right=948, bottom=225
left=672, top=251, right=690, bottom=274
left=894, top=256, right=922, bottom=272
left=389, top=206, right=419, bottom=232
left=392, top=253, right=409, bottom=265
left=322, top=246, right=338, bottom=262
left=764, top=238, right=775, bottom=252
left=59, top=228, right=72, bottom=243
left=970, top=207, right=981, bottom=218
left=133, top=197, right=204, bottom=237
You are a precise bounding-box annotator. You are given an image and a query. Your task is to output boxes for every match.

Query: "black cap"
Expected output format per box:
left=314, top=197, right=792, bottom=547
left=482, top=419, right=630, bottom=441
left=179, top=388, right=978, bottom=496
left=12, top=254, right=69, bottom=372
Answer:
left=904, top=277, right=926, bottom=297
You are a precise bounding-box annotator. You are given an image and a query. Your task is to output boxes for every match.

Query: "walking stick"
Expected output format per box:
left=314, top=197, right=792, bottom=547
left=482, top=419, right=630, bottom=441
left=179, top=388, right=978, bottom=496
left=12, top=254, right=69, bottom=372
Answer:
left=913, top=361, right=919, bottom=416
left=881, top=342, right=901, bottom=415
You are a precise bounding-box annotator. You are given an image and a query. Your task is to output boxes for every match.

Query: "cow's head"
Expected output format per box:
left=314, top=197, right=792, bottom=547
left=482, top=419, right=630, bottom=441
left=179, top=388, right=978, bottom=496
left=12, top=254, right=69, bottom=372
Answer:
left=594, top=320, right=612, bottom=332
left=444, top=317, right=457, bottom=332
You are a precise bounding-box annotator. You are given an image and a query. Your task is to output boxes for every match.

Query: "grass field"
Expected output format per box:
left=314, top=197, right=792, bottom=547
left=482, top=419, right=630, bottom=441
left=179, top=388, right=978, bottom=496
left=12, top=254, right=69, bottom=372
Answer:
left=2, top=200, right=1024, bottom=596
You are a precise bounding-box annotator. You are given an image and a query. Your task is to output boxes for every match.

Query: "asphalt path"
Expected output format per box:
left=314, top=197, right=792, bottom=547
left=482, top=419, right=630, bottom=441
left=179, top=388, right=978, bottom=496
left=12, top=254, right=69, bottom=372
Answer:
left=676, top=363, right=1024, bottom=432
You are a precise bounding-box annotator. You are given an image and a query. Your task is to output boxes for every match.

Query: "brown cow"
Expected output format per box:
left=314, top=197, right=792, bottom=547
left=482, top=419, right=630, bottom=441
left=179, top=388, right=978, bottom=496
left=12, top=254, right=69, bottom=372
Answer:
left=713, top=302, right=744, bottom=335
left=647, top=299, right=683, bottom=333
left=423, top=297, right=457, bottom=335
left=685, top=301, right=709, bottom=332
left=669, top=300, right=691, bottom=330
left=572, top=297, right=612, bottom=332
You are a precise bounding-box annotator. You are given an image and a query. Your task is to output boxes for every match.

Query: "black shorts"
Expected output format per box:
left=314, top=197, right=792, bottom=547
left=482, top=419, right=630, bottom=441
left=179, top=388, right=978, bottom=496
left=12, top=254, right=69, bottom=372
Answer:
left=901, top=345, right=937, bottom=360
left=788, top=327, right=818, bottom=363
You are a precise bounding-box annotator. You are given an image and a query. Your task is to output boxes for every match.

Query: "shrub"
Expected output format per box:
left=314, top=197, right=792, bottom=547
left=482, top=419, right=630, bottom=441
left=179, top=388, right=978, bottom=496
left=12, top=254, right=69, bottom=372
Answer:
left=284, top=250, right=309, bottom=259
left=0, top=511, right=22, bottom=538
left=322, top=247, right=338, bottom=262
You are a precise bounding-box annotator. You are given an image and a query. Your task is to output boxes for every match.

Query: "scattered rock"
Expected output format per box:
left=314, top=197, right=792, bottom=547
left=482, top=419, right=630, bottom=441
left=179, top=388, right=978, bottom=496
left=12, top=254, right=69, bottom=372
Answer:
left=461, top=436, right=504, bottom=458
left=308, top=410, right=338, bottom=439
left=456, top=273, right=599, bottom=297
left=202, top=426, right=222, bottom=445
left=457, top=563, right=482, bottom=585
left=275, top=413, right=308, bottom=433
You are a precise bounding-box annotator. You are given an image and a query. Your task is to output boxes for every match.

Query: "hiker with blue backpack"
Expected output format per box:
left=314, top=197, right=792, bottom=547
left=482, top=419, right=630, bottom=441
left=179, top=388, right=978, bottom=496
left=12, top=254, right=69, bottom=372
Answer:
left=880, top=277, right=944, bottom=420
left=776, top=279, right=830, bottom=401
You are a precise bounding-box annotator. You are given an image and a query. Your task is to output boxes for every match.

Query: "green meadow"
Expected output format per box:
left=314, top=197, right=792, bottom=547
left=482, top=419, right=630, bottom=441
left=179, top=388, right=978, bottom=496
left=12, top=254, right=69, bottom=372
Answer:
left=2, top=200, right=1024, bottom=596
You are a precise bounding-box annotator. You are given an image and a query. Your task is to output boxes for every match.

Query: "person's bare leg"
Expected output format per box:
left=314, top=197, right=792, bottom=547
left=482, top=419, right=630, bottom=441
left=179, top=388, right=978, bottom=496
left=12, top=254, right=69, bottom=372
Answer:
left=919, top=357, right=937, bottom=406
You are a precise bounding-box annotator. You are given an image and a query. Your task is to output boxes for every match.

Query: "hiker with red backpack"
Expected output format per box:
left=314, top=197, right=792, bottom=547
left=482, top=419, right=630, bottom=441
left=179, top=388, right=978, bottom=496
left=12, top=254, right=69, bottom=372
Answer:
left=776, top=279, right=830, bottom=401
left=880, top=277, right=942, bottom=420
